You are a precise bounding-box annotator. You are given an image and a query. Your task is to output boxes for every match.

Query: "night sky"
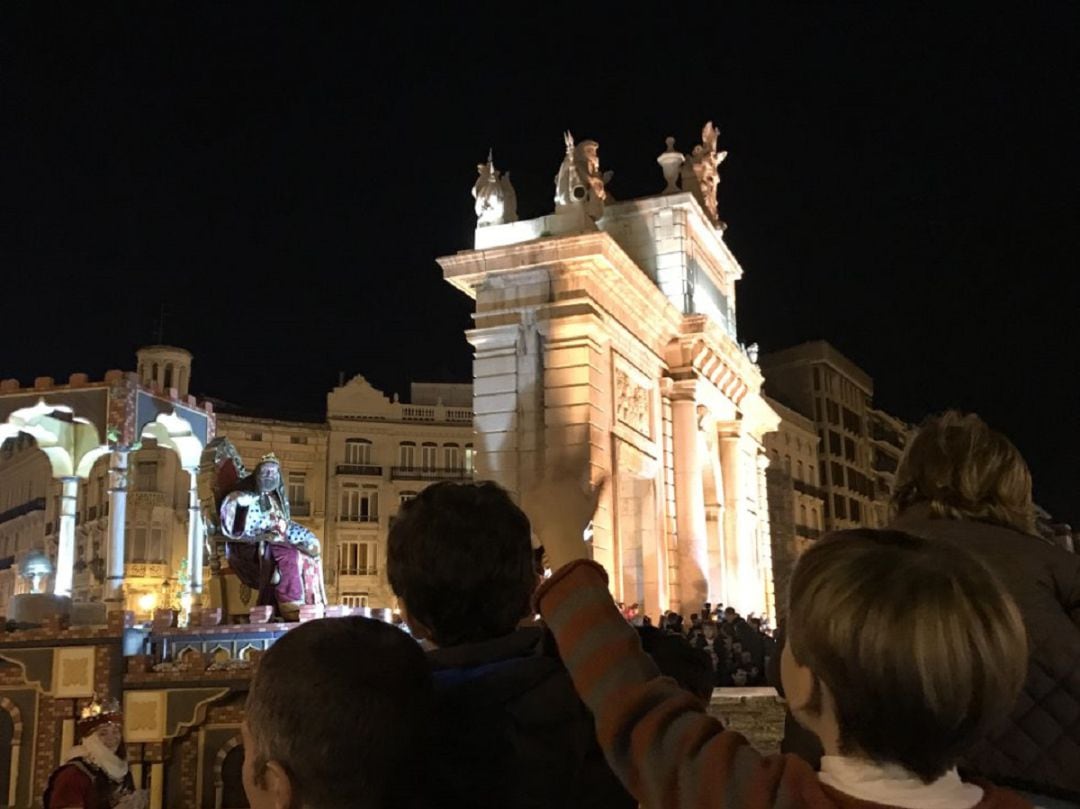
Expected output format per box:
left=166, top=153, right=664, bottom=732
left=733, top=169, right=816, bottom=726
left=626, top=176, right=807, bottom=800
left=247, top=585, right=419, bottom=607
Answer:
left=2, top=5, right=1078, bottom=522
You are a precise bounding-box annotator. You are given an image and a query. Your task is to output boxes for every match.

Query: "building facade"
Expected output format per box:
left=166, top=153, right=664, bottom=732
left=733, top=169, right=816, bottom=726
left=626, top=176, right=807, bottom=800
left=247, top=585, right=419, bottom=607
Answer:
left=867, top=407, right=909, bottom=525
left=324, top=376, right=473, bottom=608
left=762, top=398, right=825, bottom=617
left=760, top=341, right=909, bottom=531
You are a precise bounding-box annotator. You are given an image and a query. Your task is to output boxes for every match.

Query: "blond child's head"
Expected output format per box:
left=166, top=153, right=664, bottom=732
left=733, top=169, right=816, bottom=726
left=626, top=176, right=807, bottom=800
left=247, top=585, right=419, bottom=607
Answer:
left=892, top=411, right=1035, bottom=534
left=783, top=529, right=1026, bottom=782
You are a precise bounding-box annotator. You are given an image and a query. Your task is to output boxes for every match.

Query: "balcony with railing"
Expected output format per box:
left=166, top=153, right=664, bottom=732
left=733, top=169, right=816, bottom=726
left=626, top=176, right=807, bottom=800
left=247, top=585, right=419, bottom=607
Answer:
left=390, top=466, right=473, bottom=482
left=290, top=501, right=311, bottom=517
left=0, top=497, right=45, bottom=525
left=870, top=420, right=905, bottom=450
left=338, top=565, right=379, bottom=577
left=125, top=562, right=169, bottom=579
left=335, top=464, right=383, bottom=477
left=795, top=524, right=823, bottom=541
left=399, top=405, right=473, bottom=424
left=130, top=491, right=167, bottom=508
left=792, top=479, right=826, bottom=500
left=337, top=514, right=380, bottom=524
left=873, top=452, right=899, bottom=474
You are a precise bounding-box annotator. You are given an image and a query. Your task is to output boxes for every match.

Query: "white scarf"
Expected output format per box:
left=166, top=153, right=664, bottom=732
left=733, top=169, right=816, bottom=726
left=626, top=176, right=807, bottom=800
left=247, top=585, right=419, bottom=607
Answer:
left=64, top=731, right=130, bottom=783
left=819, top=756, right=984, bottom=809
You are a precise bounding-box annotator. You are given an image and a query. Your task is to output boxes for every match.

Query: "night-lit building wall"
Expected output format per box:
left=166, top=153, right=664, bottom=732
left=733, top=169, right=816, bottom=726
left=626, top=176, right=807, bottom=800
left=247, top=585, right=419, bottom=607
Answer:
left=762, top=396, right=825, bottom=617
left=762, top=341, right=876, bottom=530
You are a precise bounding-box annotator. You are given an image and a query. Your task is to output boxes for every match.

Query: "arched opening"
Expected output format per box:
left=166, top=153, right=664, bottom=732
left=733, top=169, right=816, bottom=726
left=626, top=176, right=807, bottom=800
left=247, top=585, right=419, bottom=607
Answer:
left=220, top=745, right=248, bottom=808
left=163, top=364, right=174, bottom=391
left=0, top=708, right=13, bottom=803
left=151, top=364, right=159, bottom=387
left=214, top=737, right=249, bottom=809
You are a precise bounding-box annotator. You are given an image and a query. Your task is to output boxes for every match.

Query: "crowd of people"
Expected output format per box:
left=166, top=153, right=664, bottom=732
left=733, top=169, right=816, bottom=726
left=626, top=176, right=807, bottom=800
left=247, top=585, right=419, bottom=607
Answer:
left=623, top=601, right=778, bottom=688
left=46, top=411, right=1080, bottom=809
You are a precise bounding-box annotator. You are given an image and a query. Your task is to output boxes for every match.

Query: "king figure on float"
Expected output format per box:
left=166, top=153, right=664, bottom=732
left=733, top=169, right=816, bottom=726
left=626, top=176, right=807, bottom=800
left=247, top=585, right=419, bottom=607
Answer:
left=218, top=452, right=327, bottom=621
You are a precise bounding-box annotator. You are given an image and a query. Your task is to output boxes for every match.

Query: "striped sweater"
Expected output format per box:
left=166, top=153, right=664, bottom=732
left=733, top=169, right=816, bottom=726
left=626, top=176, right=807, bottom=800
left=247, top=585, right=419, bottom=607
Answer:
left=535, top=560, right=1033, bottom=809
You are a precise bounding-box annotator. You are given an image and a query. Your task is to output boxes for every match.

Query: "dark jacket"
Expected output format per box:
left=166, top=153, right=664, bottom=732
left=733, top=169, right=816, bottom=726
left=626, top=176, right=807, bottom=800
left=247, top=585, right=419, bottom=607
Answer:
left=426, top=626, right=635, bottom=809
left=636, top=625, right=715, bottom=702
left=893, top=507, right=1080, bottom=801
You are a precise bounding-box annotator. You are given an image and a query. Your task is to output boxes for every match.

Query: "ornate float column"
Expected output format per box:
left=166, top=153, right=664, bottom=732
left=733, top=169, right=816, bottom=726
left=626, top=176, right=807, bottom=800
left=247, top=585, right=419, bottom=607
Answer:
left=106, top=448, right=129, bottom=604
left=130, top=761, right=144, bottom=792
left=149, top=761, right=164, bottom=809
left=54, top=478, right=79, bottom=597
left=60, top=714, right=75, bottom=759
left=671, top=384, right=709, bottom=612
left=186, top=469, right=204, bottom=599
left=7, top=737, right=19, bottom=806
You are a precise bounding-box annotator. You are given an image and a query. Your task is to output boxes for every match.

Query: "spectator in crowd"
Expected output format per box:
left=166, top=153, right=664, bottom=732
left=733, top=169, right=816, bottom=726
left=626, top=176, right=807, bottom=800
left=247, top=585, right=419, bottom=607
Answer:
left=636, top=624, right=715, bottom=705
left=387, top=481, right=634, bottom=809
left=241, top=617, right=431, bottom=809
left=889, top=411, right=1080, bottom=807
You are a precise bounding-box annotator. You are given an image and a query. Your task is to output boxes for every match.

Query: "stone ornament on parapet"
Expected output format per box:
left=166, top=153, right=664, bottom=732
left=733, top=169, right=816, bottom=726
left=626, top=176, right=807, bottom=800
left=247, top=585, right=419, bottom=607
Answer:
left=554, top=130, right=612, bottom=221
left=472, top=149, right=518, bottom=227
left=680, top=121, right=728, bottom=231
left=657, top=136, right=685, bottom=194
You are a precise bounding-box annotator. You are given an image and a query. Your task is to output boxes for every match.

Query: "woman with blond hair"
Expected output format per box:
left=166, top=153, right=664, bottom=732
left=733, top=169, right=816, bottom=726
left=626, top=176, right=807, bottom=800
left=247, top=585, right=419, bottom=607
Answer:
left=892, top=411, right=1080, bottom=807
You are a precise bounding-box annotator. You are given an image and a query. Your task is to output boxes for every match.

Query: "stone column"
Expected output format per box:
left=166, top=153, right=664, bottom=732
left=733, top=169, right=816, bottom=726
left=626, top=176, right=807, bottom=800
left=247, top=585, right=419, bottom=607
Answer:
left=106, top=448, right=129, bottom=605
left=186, top=470, right=204, bottom=600
left=54, top=477, right=79, bottom=597
left=718, top=429, right=744, bottom=609
left=756, top=452, right=775, bottom=620
left=671, top=388, right=708, bottom=613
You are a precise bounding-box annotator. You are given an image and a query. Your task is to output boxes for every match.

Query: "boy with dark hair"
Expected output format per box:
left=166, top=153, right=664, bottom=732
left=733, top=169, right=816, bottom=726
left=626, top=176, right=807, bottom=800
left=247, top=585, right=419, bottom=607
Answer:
left=242, top=617, right=431, bottom=809
left=526, top=458, right=1033, bottom=809
left=387, top=480, right=633, bottom=809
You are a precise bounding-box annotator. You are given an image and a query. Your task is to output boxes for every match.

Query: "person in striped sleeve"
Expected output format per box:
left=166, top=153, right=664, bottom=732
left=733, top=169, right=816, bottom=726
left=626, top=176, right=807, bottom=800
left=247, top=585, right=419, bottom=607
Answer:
left=523, top=452, right=1034, bottom=809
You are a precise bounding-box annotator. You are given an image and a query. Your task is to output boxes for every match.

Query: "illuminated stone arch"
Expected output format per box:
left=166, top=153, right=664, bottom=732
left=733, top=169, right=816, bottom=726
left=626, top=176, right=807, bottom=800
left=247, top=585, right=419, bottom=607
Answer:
left=140, top=412, right=205, bottom=471
left=0, top=401, right=110, bottom=479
